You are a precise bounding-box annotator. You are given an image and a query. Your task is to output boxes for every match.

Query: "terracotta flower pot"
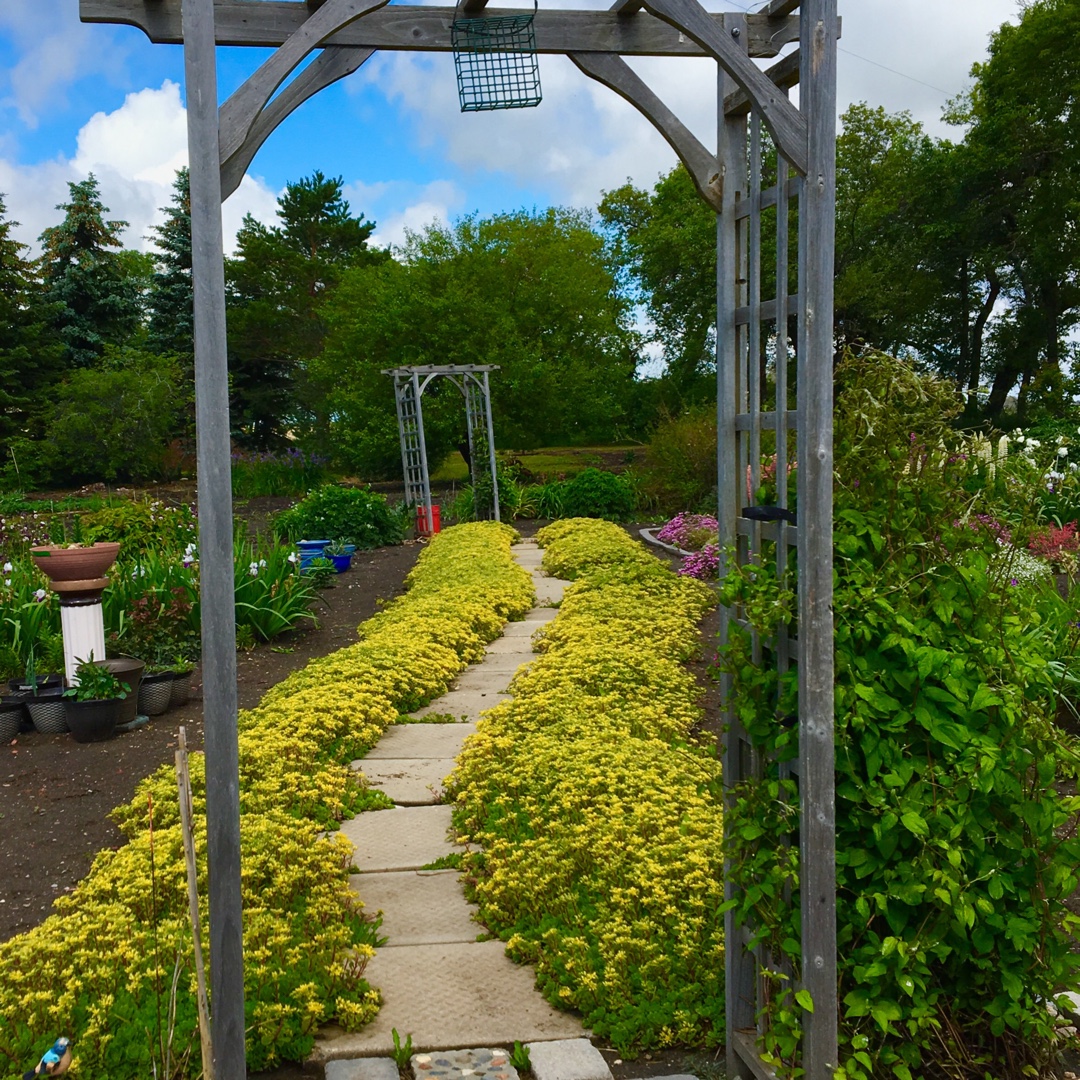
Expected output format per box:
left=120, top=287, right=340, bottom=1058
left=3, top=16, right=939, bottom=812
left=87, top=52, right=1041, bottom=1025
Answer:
left=29, top=543, right=121, bottom=583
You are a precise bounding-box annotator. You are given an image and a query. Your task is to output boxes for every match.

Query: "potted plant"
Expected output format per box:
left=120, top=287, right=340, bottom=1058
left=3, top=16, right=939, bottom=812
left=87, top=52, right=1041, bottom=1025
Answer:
left=20, top=652, right=68, bottom=735
left=169, top=656, right=196, bottom=707
left=295, top=539, right=332, bottom=570
left=63, top=657, right=130, bottom=743
left=0, top=696, right=22, bottom=743
left=324, top=540, right=353, bottom=573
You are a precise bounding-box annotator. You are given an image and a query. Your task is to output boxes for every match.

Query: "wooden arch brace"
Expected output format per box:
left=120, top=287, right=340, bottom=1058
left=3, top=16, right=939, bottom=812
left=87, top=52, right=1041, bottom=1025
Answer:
left=568, top=52, right=720, bottom=210
left=220, top=45, right=373, bottom=199
left=218, top=0, right=389, bottom=167
left=642, top=0, right=808, bottom=174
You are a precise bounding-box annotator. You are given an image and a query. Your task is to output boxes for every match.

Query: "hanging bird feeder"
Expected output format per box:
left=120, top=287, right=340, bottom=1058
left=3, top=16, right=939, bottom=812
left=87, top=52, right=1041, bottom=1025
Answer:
left=452, top=0, right=542, bottom=112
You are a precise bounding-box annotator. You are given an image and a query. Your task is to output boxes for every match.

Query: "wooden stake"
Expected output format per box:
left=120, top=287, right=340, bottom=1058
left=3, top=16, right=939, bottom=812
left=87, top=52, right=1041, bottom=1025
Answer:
left=176, top=726, right=216, bottom=1080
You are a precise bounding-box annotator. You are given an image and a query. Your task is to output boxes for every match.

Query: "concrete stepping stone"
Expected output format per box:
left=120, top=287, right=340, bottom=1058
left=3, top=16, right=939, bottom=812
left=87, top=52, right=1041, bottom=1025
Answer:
left=310, top=940, right=584, bottom=1062
left=532, top=576, right=566, bottom=605
left=483, top=636, right=537, bottom=655
left=412, top=1047, right=518, bottom=1080
left=455, top=669, right=514, bottom=695
left=413, top=690, right=510, bottom=720
left=500, top=620, right=545, bottom=639
left=327, top=1059, right=400, bottom=1080
left=351, top=870, right=479, bottom=946
left=356, top=759, right=456, bottom=805
left=527, top=1040, right=612, bottom=1080
left=343, top=805, right=457, bottom=873
left=468, top=653, right=531, bottom=674
left=453, top=667, right=516, bottom=694
left=365, top=724, right=476, bottom=758
left=522, top=608, right=559, bottom=623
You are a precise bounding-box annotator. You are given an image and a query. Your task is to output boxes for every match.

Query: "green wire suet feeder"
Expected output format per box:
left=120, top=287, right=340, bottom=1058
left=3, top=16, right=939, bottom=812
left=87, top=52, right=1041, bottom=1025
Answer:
left=452, top=0, right=542, bottom=112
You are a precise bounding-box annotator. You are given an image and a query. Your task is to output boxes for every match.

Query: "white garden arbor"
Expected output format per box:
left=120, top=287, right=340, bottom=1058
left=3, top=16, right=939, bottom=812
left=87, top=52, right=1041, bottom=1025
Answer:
left=80, top=1, right=838, bottom=1077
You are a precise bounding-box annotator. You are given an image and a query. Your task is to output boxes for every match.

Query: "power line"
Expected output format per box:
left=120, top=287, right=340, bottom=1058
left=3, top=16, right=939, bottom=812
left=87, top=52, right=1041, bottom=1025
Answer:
left=838, top=45, right=953, bottom=96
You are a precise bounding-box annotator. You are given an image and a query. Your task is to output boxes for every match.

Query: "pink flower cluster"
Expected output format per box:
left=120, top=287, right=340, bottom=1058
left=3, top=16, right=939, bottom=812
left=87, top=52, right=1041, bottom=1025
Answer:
left=678, top=545, right=720, bottom=581
left=656, top=512, right=719, bottom=552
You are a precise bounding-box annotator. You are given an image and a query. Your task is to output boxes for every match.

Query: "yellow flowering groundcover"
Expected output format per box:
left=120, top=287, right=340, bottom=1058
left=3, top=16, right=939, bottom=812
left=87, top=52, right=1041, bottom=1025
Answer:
left=451, top=519, right=723, bottom=1052
left=0, top=522, right=530, bottom=1079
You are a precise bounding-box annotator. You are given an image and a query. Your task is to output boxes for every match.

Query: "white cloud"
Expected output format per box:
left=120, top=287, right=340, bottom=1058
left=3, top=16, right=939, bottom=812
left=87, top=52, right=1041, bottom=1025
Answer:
left=346, top=178, right=467, bottom=248
left=354, top=0, right=1021, bottom=212
left=0, top=0, right=130, bottom=129
left=0, top=81, right=280, bottom=255
left=359, top=50, right=699, bottom=209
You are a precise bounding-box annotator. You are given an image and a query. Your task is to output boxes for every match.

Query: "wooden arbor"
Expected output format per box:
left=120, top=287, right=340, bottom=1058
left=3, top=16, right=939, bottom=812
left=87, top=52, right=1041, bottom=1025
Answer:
left=384, top=364, right=502, bottom=525
left=79, top=1, right=837, bottom=1077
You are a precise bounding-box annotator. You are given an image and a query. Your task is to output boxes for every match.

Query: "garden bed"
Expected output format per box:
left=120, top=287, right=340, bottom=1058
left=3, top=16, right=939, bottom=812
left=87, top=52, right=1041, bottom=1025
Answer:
left=0, top=536, right=423, bottom=944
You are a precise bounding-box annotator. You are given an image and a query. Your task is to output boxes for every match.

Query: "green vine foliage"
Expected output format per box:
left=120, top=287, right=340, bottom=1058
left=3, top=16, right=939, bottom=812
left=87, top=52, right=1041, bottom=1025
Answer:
left=718, top=352, right=1080, bottom=1080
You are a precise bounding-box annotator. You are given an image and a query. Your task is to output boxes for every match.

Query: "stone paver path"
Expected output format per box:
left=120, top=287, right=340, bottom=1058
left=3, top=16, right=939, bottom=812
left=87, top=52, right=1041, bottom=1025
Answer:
left=311, top=540, right=584, bottom=1069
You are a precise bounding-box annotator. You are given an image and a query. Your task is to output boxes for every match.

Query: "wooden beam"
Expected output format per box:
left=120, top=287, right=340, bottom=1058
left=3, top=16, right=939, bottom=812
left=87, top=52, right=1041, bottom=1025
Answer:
left=220, top=45, right=373, bottom=199
left=569, top=51, right=721, bottom=210
left=460, top=0, right=490, bottom=10
left=643, top=0, right=807, bottom=173
left=766, top=0, right=800, bottom=17
left=611, top=0, right=644, bottom=14
left=79, top=0, right=800, bottom=57
left=219, top=0, right=388, bottom=165
left=724, top=48, right=799, bottom=117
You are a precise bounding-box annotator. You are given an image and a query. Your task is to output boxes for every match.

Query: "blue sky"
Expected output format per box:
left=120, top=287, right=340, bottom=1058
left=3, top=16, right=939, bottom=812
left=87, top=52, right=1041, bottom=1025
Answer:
left=0, top=0, right=1017, bottom=256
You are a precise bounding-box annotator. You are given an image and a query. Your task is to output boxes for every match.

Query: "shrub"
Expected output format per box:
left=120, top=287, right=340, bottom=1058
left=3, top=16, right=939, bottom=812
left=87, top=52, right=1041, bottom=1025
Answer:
left=81, top=500, right=198, bottom=557
left=40, top=351, right=184, bottom=484
left=641, top=406, right=717, bottom=514
left=558, top=468, right=635, bottom=520
left=451, top=519, right=720, bottom=1051
left=273, top=484, right=405, bottom=548
left=718, top=351, right=1080, bottom=1079
left=232, top=448, right=330, bottom=498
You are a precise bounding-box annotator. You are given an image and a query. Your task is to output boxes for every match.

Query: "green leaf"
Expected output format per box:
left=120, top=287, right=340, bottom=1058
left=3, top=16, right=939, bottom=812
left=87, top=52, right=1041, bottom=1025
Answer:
left=900, top=811, right=928, bottom=837
left=795, top=988, right=814, bottom=1013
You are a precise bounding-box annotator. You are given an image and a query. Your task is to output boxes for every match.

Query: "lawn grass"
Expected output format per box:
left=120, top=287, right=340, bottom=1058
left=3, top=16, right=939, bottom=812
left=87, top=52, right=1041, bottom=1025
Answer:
left=431, top=446, right=637, bottom=484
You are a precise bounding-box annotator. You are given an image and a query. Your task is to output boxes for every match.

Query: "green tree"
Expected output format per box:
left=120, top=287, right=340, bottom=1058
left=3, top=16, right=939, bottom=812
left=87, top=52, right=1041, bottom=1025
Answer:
left=39, top=174, right=143, bottom=368
left=39, top=347, right=182, bottom=483
left=312, top=208, right=640, bottom=477
left=147, top=167, right=193, bottom=358
left=954, top=0, right=1080, bottom=421
left=226, top=171, right=386, bottom=448
left=600, top=167, right=716, bottom=403
left=0, top=194, right=62, bottom=466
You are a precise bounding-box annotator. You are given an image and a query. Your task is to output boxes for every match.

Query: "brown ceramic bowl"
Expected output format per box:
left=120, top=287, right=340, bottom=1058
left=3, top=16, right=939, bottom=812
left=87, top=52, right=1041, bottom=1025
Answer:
left=29, top=543, right=121, bottom=582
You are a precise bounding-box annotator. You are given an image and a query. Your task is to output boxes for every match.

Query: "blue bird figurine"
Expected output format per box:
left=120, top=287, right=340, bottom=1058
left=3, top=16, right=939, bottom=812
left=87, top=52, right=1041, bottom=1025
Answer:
left=23, top=1036, right=71, bottom=1079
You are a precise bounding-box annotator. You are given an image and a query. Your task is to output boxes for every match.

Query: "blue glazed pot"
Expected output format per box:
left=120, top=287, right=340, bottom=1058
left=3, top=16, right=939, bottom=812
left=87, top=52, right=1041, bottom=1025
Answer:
left=329, top=553, right=352, bottom=573
left=297, top=539, right=331, bottom=569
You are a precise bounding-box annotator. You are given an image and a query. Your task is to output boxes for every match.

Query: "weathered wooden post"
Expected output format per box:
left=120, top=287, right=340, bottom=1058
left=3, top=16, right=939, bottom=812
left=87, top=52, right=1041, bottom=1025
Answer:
left=181, top=0, right=246, bottom=1074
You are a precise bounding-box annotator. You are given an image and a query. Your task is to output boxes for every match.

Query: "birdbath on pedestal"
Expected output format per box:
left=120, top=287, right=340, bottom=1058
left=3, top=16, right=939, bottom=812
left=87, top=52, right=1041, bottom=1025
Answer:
left=29, top=542, right=121, bottom=684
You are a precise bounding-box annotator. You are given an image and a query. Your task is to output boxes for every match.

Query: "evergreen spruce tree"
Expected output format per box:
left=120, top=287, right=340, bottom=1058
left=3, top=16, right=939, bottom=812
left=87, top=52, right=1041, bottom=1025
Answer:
left=147, top=167, right=193, bottom=357
left=0, top=194, right=62, bottom=460
left=226, top=171, right=386, bottom=448
left=39, top=174, right=143, bottom=368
